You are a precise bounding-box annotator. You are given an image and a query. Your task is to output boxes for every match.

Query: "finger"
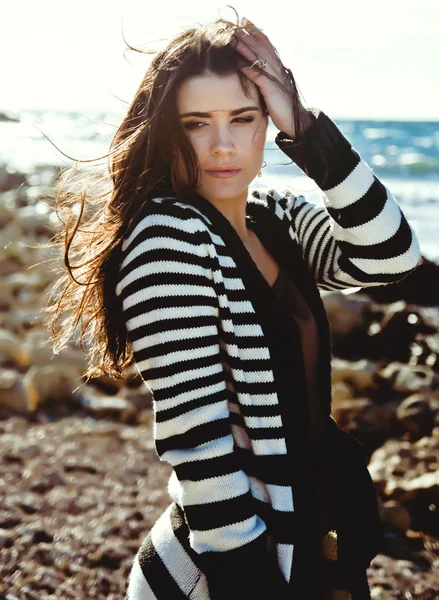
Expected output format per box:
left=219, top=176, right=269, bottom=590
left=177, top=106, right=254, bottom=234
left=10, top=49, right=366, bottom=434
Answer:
left=233, top=35, right=283, bottom=80
left=240, top=18, right=276, bottom=54
left=238, top=65, right=266, bottom=84
left=234, top=27, right=277, bottom=63
left=232, top=35, right=258, bottom=62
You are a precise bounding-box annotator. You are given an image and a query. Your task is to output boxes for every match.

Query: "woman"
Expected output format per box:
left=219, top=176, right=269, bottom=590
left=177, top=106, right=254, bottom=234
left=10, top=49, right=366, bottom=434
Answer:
left=45, top=10, right=421, bottom=600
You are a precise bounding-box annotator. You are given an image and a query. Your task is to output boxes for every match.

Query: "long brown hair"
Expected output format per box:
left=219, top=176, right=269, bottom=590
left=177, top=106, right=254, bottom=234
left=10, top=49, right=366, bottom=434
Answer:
left=43, top=7, right=311, bottom=382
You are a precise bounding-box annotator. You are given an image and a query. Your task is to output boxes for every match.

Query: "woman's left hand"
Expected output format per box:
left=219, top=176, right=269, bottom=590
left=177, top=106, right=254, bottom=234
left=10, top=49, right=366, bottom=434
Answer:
left=231, top=17, right=311, bottom=138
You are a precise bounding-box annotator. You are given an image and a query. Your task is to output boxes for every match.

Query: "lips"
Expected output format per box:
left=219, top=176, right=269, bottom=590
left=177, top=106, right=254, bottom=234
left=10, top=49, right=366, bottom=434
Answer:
left=206, top=168, right=240, bottom=172
left=206, top=169, right=241, bottom=178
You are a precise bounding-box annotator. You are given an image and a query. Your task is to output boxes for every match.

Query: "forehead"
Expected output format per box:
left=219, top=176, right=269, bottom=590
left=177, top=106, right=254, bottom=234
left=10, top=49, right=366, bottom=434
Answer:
left=177, top=72, right=259, bottom=112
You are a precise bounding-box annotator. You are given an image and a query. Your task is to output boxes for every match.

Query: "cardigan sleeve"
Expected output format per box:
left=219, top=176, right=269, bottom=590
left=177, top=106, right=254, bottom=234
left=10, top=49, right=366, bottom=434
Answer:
left=273, top=109, right=422, bottom=291
left=115, top=200, right=289, bottom=599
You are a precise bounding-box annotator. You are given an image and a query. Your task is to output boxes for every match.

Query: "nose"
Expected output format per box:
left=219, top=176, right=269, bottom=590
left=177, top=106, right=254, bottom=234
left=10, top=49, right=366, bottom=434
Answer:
left=210, top=124, right=236, bottom=156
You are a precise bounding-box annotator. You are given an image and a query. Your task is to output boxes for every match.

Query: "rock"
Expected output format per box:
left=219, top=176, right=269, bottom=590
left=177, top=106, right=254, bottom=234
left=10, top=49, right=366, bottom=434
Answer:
left=321, top=291, right=371, bottom=335
left=330, top=299, right=437, bottom=365
left=88, top=545, right=126, bottom=570
left=381, top=500, right=412, bottom=531
left=331, top=397, right=373, bottom=429
left=410, top=331, right=439, bottom=372
left=119, top=386, right=153, bottom=411
left=365, top=301, right=433, bottom=364
left=382, top=530, right=418, bottom=561
left=75, top=386, right=137, bottom=422
left=331, top=380, right=354, bottom=404
left=332, top=397, right=398, bottom=441
left=377, top=362, right=439, bottom=396
left=0, top=165, right=27, bottom=192
left=0, top=330, right=27, bottom=366
left=368, top=437, right=439, bottom=536
left=15, top=204, right=56, bottom=237
left=22, top=364, right=84, bottom=412
left=0, top=369, right=29, bottom=412
left=22, top=328, right=87, bottom=369
left=396, top=393, right=439, bottom=439
left=0, top=201, right=13, bottom=228
left=331, top=357, right=378, bottom=392
left=362, top=256, right=439, bottom=306
left=0, top=111, right=19, bottom=122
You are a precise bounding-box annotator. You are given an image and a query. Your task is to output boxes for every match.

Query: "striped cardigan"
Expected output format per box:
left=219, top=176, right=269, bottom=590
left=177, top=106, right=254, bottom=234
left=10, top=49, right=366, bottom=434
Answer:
left=116, top=110, right=421, bottom=599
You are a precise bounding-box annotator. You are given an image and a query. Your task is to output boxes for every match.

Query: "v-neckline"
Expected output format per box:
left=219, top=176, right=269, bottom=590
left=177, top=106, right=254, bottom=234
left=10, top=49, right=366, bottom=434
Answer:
left=176, top=190, right=327, bottom=342
left=270, top=263, right=282, bottom=289
left=247, top=219, right=283, bottom=290
left=177, top=188, right=335, bottom=460
left=180, top=190, right=282, bottom=300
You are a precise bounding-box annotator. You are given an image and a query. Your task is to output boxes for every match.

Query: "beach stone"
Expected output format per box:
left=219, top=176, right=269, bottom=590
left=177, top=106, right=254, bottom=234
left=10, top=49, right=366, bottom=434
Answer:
left=15, top=204, right=55, bottom=237
left=0, top=111, right=20, bottom=122
left=331, top=397, right=372, bottom=427
left=331, top=380, right=354, bottom=404
left=75, top=386, right=137, bottom=422
left=331, top=357, right=377, bottom=392
left=22, top=364, right=83, bottom=412
left=0, top=369, right=28, bottom=412
left=396, top=394, right=439, bottom=439
left=381, top=500, right=412, bottom=531
left=22, top=328, right=86, bottom=369
left=0, top=165, right=27, bottom=191
left=377, top=362, right=439, bottom=395
left=410, top=331, right=439, bottom=371
left=332, top=397, right=398, bottom=441
left=366, top=302, right=431, bottom=364
left=321, top=290, right=371, bottom=335
left=0, top=329, right=26, bottom=367
left=368, top=437, right=439, bottom=536
left=1, top=153, right=438, bottom=598
left=363, top=256, right=439, bottom=306
left=0, top=200, right=13, bottom=227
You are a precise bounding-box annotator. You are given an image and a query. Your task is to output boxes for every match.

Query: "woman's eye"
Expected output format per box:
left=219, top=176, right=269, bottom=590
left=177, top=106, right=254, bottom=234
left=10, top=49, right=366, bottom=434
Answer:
left=184, top=117, right=254, bottom=130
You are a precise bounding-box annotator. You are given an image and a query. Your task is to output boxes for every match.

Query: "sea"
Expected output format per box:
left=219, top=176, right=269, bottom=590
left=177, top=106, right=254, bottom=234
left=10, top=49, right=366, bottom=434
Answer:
left=1, top=109, right=438, bottom=264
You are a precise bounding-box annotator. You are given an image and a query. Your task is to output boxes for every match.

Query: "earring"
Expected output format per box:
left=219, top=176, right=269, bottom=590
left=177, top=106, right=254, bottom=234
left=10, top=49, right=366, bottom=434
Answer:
left=258, top=160, right=267, bottom=177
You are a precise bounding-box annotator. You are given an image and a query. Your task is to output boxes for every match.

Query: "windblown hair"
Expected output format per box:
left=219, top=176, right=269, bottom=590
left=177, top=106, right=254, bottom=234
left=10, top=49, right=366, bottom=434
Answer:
left=43, top=6, right=311, bottom=382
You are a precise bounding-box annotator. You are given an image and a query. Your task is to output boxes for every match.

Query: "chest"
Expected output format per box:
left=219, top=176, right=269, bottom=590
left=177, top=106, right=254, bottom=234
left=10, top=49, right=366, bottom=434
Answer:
left=242, top=228, right=281, bottom=288
left=203, top=211, right=334, bottom=455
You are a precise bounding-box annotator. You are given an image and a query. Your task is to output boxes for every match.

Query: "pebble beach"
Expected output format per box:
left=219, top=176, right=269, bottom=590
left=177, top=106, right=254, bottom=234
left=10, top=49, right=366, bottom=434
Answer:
left=1, top=109, right=439, bottom=599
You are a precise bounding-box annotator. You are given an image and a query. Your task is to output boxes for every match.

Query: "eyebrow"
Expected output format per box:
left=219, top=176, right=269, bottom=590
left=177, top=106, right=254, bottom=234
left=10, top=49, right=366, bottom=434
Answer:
left=179, top=106, right=260, bottom=118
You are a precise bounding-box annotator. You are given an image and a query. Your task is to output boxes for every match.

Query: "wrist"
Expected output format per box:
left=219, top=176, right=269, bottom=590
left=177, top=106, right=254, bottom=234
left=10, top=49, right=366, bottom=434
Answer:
left=300, top=107, right=316, bottom=134
left=283, top=107, right=317, bottom=140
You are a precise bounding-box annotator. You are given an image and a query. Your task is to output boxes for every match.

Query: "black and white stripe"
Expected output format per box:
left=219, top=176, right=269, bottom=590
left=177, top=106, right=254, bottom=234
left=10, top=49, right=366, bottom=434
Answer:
left=117, top=110, right=421, bottom=599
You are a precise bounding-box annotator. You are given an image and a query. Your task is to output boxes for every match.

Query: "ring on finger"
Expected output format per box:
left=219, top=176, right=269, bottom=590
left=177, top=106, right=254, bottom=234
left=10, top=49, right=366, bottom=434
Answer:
left=250, top=58, right=267, bottom=70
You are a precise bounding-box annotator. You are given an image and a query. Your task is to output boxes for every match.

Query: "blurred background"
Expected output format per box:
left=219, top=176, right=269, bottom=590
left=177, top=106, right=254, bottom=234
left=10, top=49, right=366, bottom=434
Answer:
left=1, top=1, right=438, bottom=599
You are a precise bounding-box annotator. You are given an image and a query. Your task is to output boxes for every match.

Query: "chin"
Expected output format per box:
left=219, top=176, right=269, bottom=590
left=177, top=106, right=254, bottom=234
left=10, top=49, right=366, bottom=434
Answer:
left=198, top=182, right=248, bottom=198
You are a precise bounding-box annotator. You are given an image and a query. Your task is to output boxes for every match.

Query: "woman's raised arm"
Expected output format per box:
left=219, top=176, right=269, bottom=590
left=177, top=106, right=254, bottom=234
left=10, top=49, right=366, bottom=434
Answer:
left=272, top=109, right=422, bottom=291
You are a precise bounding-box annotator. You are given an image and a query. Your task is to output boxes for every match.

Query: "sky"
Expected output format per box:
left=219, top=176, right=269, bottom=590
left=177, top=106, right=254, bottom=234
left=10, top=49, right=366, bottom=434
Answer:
left=2, top=0, right=439, bottom=121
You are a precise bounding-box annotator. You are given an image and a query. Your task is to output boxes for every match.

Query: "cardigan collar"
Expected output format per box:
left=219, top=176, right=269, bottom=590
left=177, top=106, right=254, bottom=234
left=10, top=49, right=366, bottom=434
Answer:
left=180, top=188, right=328, bottom=332
left=180, top=188, right=334, bottom=417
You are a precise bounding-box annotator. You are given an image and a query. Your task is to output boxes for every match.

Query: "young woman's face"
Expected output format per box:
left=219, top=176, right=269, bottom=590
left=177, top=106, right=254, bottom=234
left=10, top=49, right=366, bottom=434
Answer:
left=175, top=71, right=269, bottom=202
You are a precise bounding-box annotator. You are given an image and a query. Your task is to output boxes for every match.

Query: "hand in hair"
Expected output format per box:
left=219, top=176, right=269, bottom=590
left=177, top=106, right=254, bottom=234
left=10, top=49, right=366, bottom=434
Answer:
left=231, top=17, right=313, bottom=139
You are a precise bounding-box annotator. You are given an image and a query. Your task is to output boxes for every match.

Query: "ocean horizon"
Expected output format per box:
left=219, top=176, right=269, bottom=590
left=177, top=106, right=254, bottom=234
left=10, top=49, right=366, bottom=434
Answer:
left=2, top=108, right=439, bottom=264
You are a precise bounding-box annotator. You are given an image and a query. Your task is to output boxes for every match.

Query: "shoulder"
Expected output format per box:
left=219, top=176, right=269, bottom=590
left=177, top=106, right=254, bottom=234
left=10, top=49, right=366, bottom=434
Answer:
left=116, top=197, right=215, bottom=298
left=122, top=196, right=213, bottom=254
left=247, top=187, right=302, bottom=220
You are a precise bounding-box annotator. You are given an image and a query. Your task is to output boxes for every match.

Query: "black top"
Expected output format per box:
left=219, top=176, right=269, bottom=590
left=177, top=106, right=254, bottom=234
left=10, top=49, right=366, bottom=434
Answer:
left=271, top=265, right=324, bottom=448
left=270, top=265, right=336, bottom=538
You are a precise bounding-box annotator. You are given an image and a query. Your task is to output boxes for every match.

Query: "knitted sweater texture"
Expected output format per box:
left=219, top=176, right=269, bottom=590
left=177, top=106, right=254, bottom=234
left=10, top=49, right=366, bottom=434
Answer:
left=116, top=109, right=421, bottom=599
